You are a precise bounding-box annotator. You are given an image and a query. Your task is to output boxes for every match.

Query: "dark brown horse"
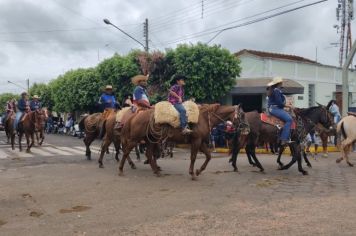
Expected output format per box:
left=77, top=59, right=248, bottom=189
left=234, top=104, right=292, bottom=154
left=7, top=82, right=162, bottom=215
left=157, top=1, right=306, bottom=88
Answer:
left=119, top=104, right=249, bottom=179
left=4, top=111, right=16, bottom=150
left=230, top=106, right=333, bottom=175
left=18, top=109, right=46, bottom=152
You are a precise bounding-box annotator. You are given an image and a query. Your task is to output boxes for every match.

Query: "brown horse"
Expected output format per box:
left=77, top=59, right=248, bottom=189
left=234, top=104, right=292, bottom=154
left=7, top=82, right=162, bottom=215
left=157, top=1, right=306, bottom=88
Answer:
left=230, top=106, right=333, bottom=175
left=18, top=109, right=46, bottom=152
left=119, top=104, right=249, bottom=179
left=79, top=112, right=103, bottom=160
left=34, top=108, right=48, bottom=146
left=98, top=112, right=136, bottom=169
left=4, top=111, right=16, bottom=150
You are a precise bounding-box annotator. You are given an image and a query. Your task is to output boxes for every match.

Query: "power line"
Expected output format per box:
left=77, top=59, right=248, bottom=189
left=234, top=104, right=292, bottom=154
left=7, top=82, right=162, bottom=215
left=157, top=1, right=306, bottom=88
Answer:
left=206, top=0, right=328, bottom=44
left=157, top=0, right=317, bottom=46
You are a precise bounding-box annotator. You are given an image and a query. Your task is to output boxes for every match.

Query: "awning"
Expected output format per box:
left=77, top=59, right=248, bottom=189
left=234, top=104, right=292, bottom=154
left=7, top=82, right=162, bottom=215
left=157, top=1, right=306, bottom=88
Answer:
left=230, top=77, right=304, bottom=95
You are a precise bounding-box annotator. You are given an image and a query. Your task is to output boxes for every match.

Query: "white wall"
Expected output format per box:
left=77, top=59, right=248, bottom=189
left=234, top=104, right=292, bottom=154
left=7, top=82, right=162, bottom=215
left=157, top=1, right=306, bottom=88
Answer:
left=238, top=54, right=356, bottom=108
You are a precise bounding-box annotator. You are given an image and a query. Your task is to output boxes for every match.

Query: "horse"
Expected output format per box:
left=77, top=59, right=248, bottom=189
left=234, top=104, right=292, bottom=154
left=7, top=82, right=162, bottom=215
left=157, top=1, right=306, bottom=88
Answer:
left=79, top=112, right=103, bottom=160
left=230, top=106, right=333, bottom=175
left=18, top=109, right=46, bottom=152
left=34, top=108, right=48, bottom=146
left=336, top=115, right=356, bottom=166
left=119, top=104, right=249, bottom=180
left=4, top=111, right=16, bottom=150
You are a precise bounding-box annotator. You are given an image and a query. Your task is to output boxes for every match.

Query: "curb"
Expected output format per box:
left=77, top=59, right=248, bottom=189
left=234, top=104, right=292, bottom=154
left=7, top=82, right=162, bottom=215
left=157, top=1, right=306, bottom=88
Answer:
left=176, top=144, right=339, bottom=155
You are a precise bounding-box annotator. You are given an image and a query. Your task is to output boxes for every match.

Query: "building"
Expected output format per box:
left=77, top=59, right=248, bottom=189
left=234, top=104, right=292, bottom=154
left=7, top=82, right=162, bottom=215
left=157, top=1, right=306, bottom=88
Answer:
left=225, top=49, right=356, bottom=113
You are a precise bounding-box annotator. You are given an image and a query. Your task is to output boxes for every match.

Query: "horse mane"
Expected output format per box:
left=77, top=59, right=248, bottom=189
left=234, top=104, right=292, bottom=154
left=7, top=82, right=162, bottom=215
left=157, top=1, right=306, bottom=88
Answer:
left=199, top=103, right=220, bottom=114
left=295, top=106, right=321, bottom=117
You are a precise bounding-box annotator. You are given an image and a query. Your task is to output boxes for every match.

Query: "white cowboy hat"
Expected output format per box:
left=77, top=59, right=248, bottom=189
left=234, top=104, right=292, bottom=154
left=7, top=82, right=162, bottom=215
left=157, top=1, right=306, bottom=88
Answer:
left=33, top=95, right=40, bottom=99
left=105, top=85, right=113, bottom=90
left=131, top=75, right=149, bottom=85
left=267, top=77, right=283, bottom=87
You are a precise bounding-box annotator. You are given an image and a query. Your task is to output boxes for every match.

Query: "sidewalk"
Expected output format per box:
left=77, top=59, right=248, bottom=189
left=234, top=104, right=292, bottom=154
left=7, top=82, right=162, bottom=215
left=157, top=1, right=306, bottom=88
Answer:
left=176, top=144, right=339, bottom=154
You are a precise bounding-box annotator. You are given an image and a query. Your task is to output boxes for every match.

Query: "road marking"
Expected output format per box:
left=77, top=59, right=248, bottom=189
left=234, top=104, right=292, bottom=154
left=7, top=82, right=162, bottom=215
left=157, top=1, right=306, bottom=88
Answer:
left=57, top=146, right=84, bottom=155
left=0, top=149, right=9, bottom=159
left=29, top=148, right=53, bottom=157
left=42, top=147, right=72, bottom=156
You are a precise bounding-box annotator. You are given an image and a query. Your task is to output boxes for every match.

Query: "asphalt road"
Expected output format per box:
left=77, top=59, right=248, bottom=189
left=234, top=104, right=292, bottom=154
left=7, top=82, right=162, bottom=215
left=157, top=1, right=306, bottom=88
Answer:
left=1, top=132, right=356, bottom=236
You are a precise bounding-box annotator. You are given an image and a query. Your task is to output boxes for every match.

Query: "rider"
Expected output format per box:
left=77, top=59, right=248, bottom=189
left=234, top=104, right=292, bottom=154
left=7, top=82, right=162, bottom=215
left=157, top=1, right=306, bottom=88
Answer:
left=267, top=77, right=293, bottom=145
left=326, top=99, right=341, bottom=124
left=98, top=85, right=119, bottom=111
left=14, top=91, right=30, bottom=130
left=2, top=98, right=16, bottom=124
left=132, top=74, right=151, bottom=110
left=30, top=95, right=42, bottom=111
left=168, top=74, right=192, bottom=134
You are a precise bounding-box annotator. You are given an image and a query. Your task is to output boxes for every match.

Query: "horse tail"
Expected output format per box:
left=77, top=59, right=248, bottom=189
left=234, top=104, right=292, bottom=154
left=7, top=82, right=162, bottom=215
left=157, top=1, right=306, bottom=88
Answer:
left=79, top=115, right=88, bottom=131
left=340, top=121, right=347, bottom=139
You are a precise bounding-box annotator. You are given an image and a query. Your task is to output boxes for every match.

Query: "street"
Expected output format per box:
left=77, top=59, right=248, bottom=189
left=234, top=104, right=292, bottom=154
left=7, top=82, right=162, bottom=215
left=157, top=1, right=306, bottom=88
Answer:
left=1, top=132, right=356, bottom=236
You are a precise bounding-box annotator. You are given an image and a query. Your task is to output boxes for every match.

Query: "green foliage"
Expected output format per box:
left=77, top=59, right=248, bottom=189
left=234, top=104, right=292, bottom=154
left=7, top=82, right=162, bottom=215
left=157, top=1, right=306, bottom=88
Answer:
left=0, top=93, right=19, bottom=113
left=4, top=43, right=240, bottom=113
left=29, top=83, right=53, bottom=109
left=97, top=53, right=140, bottom=100
left=166, top=43, right=241, bottom=102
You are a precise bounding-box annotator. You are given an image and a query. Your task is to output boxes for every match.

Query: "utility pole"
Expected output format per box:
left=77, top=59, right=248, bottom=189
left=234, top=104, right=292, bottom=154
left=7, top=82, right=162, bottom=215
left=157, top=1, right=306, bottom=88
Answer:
left=143, top=18, right=149, bottom=52
left=27, top=78, right=30, bottom=93
left=342, top=39, right=356, bottom=116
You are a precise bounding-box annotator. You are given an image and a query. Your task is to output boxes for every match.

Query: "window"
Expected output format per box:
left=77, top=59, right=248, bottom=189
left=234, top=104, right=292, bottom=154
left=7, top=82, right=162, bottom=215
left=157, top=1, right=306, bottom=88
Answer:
left=308, top=84, right=315, bottom=107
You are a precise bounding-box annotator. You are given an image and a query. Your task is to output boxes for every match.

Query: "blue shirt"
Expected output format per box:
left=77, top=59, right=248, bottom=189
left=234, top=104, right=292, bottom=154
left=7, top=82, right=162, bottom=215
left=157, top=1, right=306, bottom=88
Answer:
left=268, top=88, right=285, bottom=108
left=133, top=86, right=149, bottom=105
left=30, top=100, right=41, bottom=111
left=17, top=99, right=29, bottom=112
left=99, top=93, right=117, bottom=109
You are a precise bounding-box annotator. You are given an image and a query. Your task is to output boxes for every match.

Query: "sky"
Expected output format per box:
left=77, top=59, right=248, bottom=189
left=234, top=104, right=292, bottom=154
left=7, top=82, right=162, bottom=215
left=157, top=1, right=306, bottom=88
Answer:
left=0, top=0, right=351, bottom=93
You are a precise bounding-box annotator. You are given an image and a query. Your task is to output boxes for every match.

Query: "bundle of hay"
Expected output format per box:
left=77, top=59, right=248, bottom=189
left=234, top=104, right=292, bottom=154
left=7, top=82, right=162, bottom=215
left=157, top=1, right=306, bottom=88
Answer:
left=154, top=101, right=180, bottom=127
left=183, top=100, right=199, bottom=123
left=154, top=101, right=199, bottom=128
left=116, top=107, right=131, bottom=123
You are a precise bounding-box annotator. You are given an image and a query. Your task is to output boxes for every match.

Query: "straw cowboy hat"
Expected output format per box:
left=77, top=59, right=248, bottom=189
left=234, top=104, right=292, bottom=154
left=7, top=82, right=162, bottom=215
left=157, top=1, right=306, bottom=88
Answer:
left=131, top=75, right=149, bottom=85
left=33, top=95, right=40, bottom=99
left=267, top=76, right=284, bottom=87
left=105, top=85, right=113, bottom=90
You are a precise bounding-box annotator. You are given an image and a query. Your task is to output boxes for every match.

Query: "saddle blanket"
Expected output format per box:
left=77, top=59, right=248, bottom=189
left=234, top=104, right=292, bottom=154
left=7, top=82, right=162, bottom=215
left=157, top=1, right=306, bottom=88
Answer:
left=154, top=101, right=199, bottom=128
left=260, top=113, right=296, bottom=129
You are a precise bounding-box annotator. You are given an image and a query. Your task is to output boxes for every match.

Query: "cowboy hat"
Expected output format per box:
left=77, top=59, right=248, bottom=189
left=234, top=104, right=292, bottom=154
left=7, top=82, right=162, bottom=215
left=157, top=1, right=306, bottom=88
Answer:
left=21, top=91, right=28, bottom=96
left=267, top=76, right=283, bottom=87
left=33, top=94, right=40, bottom=99
left=105, top=85, right=113, bottom=90
left=131, top=75, right=148, bottom=85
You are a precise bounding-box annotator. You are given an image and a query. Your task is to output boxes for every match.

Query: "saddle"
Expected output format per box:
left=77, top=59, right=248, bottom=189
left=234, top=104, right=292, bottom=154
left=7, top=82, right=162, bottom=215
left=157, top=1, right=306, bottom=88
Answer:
left=348, top=112, right=356, bottom=117
left=260, top=113, right=296, bottom=129
left=154, top=101, right=199, bottom=128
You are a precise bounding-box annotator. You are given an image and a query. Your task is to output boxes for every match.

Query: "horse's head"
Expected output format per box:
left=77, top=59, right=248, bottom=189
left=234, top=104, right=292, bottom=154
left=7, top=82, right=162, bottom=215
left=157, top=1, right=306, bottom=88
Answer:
left=298, top=105, right=334, bottom=130
left=214, top=104, right=250, bottom=135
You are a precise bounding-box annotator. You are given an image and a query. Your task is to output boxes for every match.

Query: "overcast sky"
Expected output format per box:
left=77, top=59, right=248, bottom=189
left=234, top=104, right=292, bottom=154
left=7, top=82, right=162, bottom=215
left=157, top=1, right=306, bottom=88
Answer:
left=0, top=0, right=350, bottom=93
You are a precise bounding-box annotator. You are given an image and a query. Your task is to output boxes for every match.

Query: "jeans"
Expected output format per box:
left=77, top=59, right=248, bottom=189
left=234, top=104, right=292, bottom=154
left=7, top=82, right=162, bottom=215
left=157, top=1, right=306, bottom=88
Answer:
left=174, top=103, right=188, bottom=129
left=14, top=111, right=23, bottom=129
left=269, top=107, right=292, bottom=141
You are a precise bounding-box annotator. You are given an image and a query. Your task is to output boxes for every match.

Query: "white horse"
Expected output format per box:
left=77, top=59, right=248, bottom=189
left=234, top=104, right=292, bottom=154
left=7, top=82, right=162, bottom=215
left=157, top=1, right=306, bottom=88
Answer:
left=336, top=115, right=356, bottom=166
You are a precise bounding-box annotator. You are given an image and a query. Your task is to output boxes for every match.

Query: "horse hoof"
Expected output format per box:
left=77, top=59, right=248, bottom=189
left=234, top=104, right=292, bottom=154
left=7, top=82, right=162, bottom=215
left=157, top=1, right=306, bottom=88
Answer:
left=191, top=175, right=197, bottom=181
left=157, top=166, right=162, bottom=171
left=336, top=158, right=342, bottom=163
left=26, top=149, right=31, bottom=153
left=130, top=164, right=137, bottom=169
left=233, top=167, right=238, bottom=172
left=307, top=164, right=312, bottom=168
left=302, top=171, right=308, bottom=175
left=228, top=158, right=232, bottom=163
left=259, top=169, right=265, bottom=172
left=195, top=169, right=201, bottom=176
left=155, top=172, right=161, bottom=177
left=99, top=163, right=104, bottom=168
left=347, top=162, right=354, bottom=167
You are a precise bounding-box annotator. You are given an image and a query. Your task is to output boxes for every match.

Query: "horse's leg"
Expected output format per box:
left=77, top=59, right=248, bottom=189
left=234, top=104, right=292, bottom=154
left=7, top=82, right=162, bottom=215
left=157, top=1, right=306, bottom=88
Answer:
left=39, top=130, right=44, bottom=145
left=112, top=136, right=121, bottom=162
left=246, top=150, right=256, bottom=167
left=279, top=144, right=297, bottom=170
left=35, top=131, right=39, bottom=145
left=342, top=139, right=354, bottom=167
left=118, top=141, right=137, bottom=176
left=303, top=150, right=312, bottom=168
left=25, top=133, right=31, bottom=153
left=29, top=133, right=35, bottom=150
left=11, top=132, right=15, bottom=150
left=145, top=143, right=161, bottom=176
left=98, top=137, right=111, bottom=168
left=135, top=145, right=140, bottom=161
left=296, top=144, right=308, bottom=175
left=19, top=132, right=23, bottom=152
left=196, top=142, right=211, bottom=176
left=189, top=140, right=200, bottom=180
left=247, top=144, right=264, bottom=172
left=84, top=135, right=94, bottom=160
left=230, top=135, right=241, bottom=172
left=277, top=144, right=286, bottom=168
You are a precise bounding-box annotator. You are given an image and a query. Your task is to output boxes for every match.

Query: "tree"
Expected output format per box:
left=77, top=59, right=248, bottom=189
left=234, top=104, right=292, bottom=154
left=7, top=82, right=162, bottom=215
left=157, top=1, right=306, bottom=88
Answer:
left=0, top=93, right=19, bottom=113
left=165, top=43, right=241, bottom=102
left=29, top=83, right=53, bottom=109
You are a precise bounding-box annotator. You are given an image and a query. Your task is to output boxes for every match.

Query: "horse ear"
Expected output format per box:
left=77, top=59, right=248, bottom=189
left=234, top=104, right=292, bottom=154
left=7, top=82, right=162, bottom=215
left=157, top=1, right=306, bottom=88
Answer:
left=316, top=102, right=323, bottom=107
